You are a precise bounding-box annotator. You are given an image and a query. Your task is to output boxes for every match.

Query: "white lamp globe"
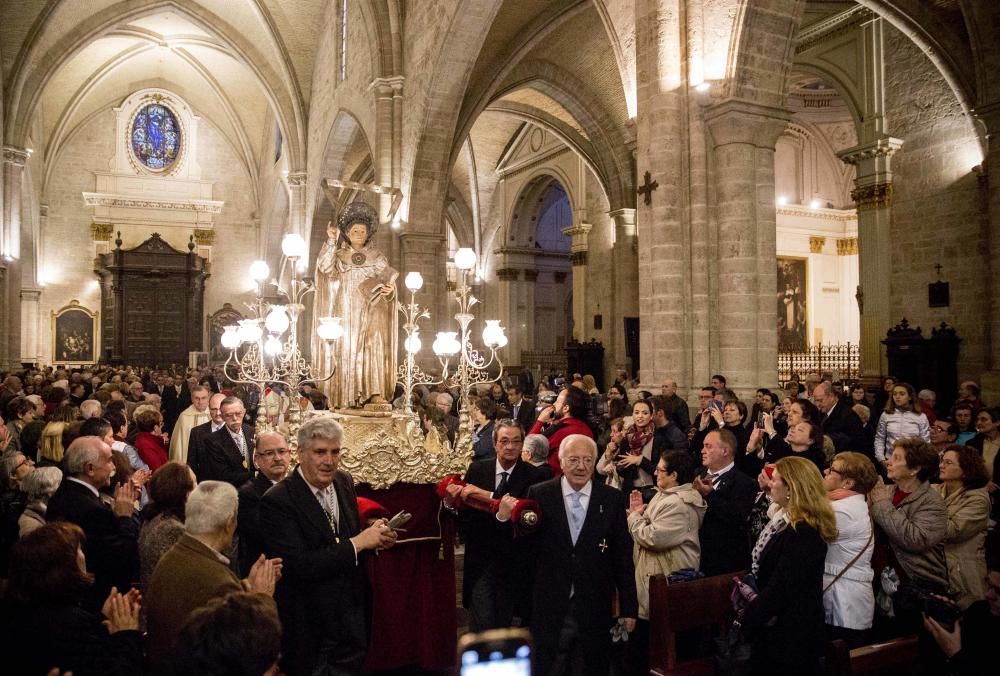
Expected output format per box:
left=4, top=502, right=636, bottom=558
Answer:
left=404, top=331, right=422, bottom=354
left=454, top=248, right=477, bottom=270
left=316, top=317, right=344, bottom=341
left=433, top=331, right=461, bottom=357
left=264, top=305, right=290, bottom=334
left=221, top=325, right=241, bottom=350
left=249, top=260, right=270, bottom=282
left=264, top=335, right=282, bottom=356
left=482, top=320, right=504, bottom=347
left=281, top=233, right=307, bottom=259
left=237, top=319, right=263, bottom=344
left=404, top=271, right=424, bottom=292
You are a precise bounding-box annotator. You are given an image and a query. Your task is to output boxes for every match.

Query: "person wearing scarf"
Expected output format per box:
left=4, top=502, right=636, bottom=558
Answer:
left=609, top=400, right=657, bottom=502
left=821, top=452, right=879, bottom=646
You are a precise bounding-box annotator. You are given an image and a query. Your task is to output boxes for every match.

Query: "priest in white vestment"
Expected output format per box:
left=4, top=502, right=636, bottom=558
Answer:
left=169, top=385, right=211, bottom=464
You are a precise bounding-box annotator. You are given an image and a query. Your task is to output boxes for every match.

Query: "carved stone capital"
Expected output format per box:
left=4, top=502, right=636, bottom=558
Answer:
left=809, top=236, right=826, bottom=254
left=704, top=99, right=793, bottom=149
left=90, top=222, right=114, bottom=241
left=837, top=137, right=904, bottom=165
left=193, top=229, right=215, bottom=246
left=2, top=146, right=30, bottom=166
left=286, top=172, right=307, bottom=188
left=496, top=268, right=520, bottom=281
left=570, top=251, right=588, bottom=266
left=850, top=182, right=894, bottom=211
left=370, top=75, right=405, bottom=98
left=837, top=238, right=859, bottom=256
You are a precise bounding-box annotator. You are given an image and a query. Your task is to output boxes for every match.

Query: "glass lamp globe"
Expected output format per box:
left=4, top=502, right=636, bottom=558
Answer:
left=454, top=248, right=477, bottom=270
left=404, top=331, right=422, bottom=354
left=220, top=325, right=241, bottom=350
left=264, top=335, right=283, bottom=356
left=482, top=320, right=505, bottom=347
left=249, top=260, right=270, bottom=282
left=317, top=317, right=344, bottom=341
left=237, top=319, right=263, bottom=344
left=281, top=233, right=307, bottom=259
left=433, top=331, right=461, bottom=357
left=404, top=272, right=424, bottom=292
left=264, top=305, right=290, bottom=334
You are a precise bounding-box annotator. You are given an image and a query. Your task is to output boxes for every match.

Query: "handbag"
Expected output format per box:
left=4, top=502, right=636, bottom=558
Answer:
left=714, top=620, right=752, bottom=676
left=823, top=519, right=874, bottom=593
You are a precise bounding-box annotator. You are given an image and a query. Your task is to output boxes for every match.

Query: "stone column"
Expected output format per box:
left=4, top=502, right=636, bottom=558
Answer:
left=522, top=269, right=538, bottom=355
left=704, top=100, right=791, bottom=389
left=838, top=137, right=902, bottom=380
left=400, top=231, right=447, bottom=337
left=495, top=267, right=520, bottom=361
left=561, top=222, right=592, bottom=341
left=20, top=202, right=46, bottom=363
left=2, top=146, right=29, bottom=368
left=977, top=102, right=1000, bottom=399
left=609, top=208, right=638, bottom=374
left=286, top=171, right=308, bottom=239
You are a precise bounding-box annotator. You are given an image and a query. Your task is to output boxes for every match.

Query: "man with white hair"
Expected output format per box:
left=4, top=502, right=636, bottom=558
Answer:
left=145, top=480, right=280, bottom=676
left=521, top=433, right=554, bottom=479
left=261, top=417, right=397, bottom=676
left=46, top=435, right=138, bottom=607
left=499, top=434, right=637, bottom=676
left=918, top=388, right=938, bottom=424
left=79, top=398, right=102, bottom=420
left=169, top=385, right=211, bottom=464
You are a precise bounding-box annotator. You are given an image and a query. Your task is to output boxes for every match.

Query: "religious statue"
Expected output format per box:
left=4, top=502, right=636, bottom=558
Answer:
left=312, top=201, right=398, bottom=409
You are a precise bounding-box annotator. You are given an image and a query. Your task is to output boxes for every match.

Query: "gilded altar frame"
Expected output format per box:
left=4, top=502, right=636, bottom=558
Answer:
left=51, top=300, right=99, bottom=365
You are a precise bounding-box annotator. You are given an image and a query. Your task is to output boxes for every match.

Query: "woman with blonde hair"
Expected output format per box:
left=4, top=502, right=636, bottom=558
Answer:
left=38, top=421, right=68, bottom=467
left=742, top=456, right=837, bottom=675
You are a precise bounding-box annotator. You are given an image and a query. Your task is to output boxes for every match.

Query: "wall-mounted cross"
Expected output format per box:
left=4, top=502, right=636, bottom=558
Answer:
left=637, top=171, right=658, bottom=206
left=934, top=263, right=943, bottom=280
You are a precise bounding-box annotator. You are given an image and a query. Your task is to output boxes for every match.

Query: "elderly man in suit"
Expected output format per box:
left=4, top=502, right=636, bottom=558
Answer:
left=260, top=417, right=397, bottom=676
left=145, top=481, right=280, bottom=676
left=201, top=396, right=255, bottom=487
left=169, top=385, right=211, bottom=465
left=187, top=392, right=225, bottom=480
left=693, top=429, right=757, bottom=576
left=813, top=382, right=866, bottom=454
left=499, top=434, right=637, bottom=676
left=238, top=431, right=291, bottom=575
left=46, top=435, right=139, bottom=609
left=446, top=419, right=546, bottom=631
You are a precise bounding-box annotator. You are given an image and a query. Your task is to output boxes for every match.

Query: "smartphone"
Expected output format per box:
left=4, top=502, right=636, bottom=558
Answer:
left=459, top=628, right=532, bottom=676
left=708, top=399, right=724, bottom=414
left=756, top=412, right=765, bottom=429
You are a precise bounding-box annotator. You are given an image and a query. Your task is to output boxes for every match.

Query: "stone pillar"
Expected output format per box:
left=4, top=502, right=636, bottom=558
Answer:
left=977, top=102, right=1000, bottom=400
left=609, top=208, right=638, bottom=374
left=400, top=231, right=447, bottom=336
left=522, top=269, right=538, bottom=356
left=2, top=146, right=29, bottom=368
left=286, top=171, right=308, bottom=239
left=704, top=100, right=790, bottom=389
left=838, top=137, right=902, bottom=380
left=561, top=222, right=592, bottom=341
left=495, top=267, right=520, bottom=361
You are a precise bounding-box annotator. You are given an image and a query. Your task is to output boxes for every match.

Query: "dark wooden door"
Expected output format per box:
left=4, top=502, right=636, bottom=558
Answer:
left=95, top=233, right=209, bottom=366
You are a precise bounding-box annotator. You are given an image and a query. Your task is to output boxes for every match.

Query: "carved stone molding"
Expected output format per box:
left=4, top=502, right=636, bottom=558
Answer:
left=570, top=251, right=588, bottom=266
left=2, top=146, right=30, bottom=166
left=796, top=5, right=874, bottom=54
left=837, top=238, right=859, bottom=256
left=193, top=229, right=215, bottom=246
left=523, top=269, right=539, bottom=282
left=809, top=236, right=826, bottom=254
left=82, top=192, right=224, bottom=213
left=496, top=268, right=520, bottom=281
left=286, top=172, right=307, bottom=187
left=90, top=223, right=114, bottom=241
left=850, top=182, right=893, bottom=211
left=838, top=138, right=903, bottom=166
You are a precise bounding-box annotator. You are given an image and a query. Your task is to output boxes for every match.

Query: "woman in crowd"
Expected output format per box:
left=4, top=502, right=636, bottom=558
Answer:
left=822, top=452, right=879, bottom=645
left=966, top=406, right=1000, bottom=483
left=0, top=522, right=143, bottom=675
left=626, top=450, right=706, bottom=675
left=850, top=383, right=869, bottom=407
left=138, top=462, right=197, bottom=591
left=742, top=456, right=838, bottom=675
left=133, top=409, right=168, bottom=471
left=748, top=404, right=826, bottom=472
left=935, top=444, right=991, bottom=609
left=17, top=465, right=62, bottom=538
left=600, top=399, right=656, bottom=500
left=721, top=400, right=751, bottom=459
left=38, top=420, right=68, bottom=468
left=605, top=384, right=629, bottom=423
left=104, top=411, right=149, bottom=477
left=872, top=376, right=897, bottom=423
left=868, top=438, right=949, bottom=631
left=874, top=382, right=930, bottom=466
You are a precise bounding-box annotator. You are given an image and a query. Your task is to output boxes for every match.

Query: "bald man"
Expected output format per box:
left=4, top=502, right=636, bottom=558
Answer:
left=170, top=386, right=211, bottom=464
left=186, top=392, right=226, bottom=480
left=237, top=431, right=291, bottom=574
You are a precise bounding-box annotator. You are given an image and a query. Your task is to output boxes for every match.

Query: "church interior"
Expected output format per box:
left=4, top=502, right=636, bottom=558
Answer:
left=0, top=0, right=998, bottom=399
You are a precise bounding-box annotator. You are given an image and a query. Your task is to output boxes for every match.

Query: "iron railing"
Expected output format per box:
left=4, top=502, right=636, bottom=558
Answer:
left=777, top=342, right=859, bottom=383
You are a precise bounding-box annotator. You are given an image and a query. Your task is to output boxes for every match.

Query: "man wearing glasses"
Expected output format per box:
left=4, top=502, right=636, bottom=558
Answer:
left=238, top=431, right=291, bottom=574
left=201, top=396, right=255, bottom=487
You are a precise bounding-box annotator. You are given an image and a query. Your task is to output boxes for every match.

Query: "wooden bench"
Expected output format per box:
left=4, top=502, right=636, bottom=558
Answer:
left=824, top=635, right=920, bottom=676
left=648, top=572, right=742, bottom=676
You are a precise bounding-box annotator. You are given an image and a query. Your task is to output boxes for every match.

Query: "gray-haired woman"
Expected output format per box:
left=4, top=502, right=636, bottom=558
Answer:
left=18, top=465, right=63, bottom=538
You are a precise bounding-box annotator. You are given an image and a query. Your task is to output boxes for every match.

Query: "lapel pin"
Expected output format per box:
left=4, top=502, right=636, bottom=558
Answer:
left=598, top=538, right=608, bottom=553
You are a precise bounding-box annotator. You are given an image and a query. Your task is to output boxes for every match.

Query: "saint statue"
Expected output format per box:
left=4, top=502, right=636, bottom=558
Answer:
left=313, top=201, right=398, bottom=409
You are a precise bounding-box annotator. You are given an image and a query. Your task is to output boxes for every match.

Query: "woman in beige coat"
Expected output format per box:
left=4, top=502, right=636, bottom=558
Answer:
left=936, top=444, right=991, bottom=608
left=626, top=450, right=706, bottom=675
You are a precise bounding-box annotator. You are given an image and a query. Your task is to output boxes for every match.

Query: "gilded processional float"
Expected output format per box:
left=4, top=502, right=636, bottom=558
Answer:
left=218, top=201, right=511, bottom=671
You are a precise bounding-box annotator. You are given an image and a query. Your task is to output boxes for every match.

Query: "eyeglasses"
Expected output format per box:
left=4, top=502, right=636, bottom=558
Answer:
left=824, top=467, right=843, bottom=476
left=563, top=456, right=595, bottom=467
left=653, top=466, right=669, bottom=474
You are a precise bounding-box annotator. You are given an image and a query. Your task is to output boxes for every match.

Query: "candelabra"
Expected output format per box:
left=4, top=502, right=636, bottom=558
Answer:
left=220, top=233, right=343, bottom=451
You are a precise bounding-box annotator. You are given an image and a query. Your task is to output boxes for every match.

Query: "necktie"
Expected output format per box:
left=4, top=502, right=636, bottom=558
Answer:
left=707, top=472, right=719, bottom=485
left=494, top=471, right=510, bottom=498
left=235, top=431, right=248, bottom=467
left=568, top=492, right=585, bottom=544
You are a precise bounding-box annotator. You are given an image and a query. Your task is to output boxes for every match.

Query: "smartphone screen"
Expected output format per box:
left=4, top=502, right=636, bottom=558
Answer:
left=459, top=629, right=532, bottom=676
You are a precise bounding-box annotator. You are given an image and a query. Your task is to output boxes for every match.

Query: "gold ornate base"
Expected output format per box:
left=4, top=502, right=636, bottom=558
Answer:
left=303, top=409, right=472, bottom=489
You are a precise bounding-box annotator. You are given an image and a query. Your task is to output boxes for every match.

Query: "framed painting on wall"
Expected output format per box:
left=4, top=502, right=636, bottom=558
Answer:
left=777, top=257, right=808, bottom=351
left=51, top=300, right=98, bottom=365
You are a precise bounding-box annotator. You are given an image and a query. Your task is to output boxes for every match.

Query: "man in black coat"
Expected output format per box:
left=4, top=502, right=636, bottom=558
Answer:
left=260, top=417, right=396, bottom=676
left=498, top=433, right=637, bottom=676
left=447, top=420, right=545, bottom=631
left=237, top=430, right=290, bottom=575
left=46, top=436, right=139, bottom=608
left=507, top=384, right=537, bottom=431
left=187, top=392, right=226, bottom=480
left=813, top=382, right=866, bottom=453
left=200, top=396, right=254, bottom=488
left=693, top=429, right=756, bottom=576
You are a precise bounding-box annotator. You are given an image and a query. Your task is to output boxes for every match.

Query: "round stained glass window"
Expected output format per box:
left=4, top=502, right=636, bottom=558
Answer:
left=130, top=103, right=182, bottom=171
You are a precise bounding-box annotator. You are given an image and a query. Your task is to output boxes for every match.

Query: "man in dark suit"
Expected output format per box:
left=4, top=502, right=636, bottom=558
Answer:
left=46, top=436, right=139, bottom=608
left=693, top=429, right=756, bottom=576
left=507, top=384, right=536, bottom=431
left=201, top=396, right=255, bottom=487
left=188, top=392, right=226, bottom=480
left=499, top=433, right=637, bottom=676
left=813, top=382, right=866, bottom=453
left=237, top=431, right=290, bottom=575
left=260, top=417, right=396, bottom=676
left=161, top=375, right=185, bottom=434
left=447, top=420, right=545, bottom=631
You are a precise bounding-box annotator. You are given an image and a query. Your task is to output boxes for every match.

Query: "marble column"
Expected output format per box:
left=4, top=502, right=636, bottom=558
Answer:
left=704, top=100, right=790, bottom=389
left=561, top=222, right=592, bottom=341
left=2, top=146, right=28, bottom=368
left=609, top=208, right=638, bottom=375
left=838, top=137, right=902, bottom=380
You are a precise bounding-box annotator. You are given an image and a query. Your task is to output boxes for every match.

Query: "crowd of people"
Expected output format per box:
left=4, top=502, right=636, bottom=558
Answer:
left=0, top=364, right=997, bottom=675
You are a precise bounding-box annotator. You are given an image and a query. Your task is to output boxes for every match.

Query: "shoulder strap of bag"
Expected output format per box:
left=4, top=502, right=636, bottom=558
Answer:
left=823, top=517, right=874, bottom=593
